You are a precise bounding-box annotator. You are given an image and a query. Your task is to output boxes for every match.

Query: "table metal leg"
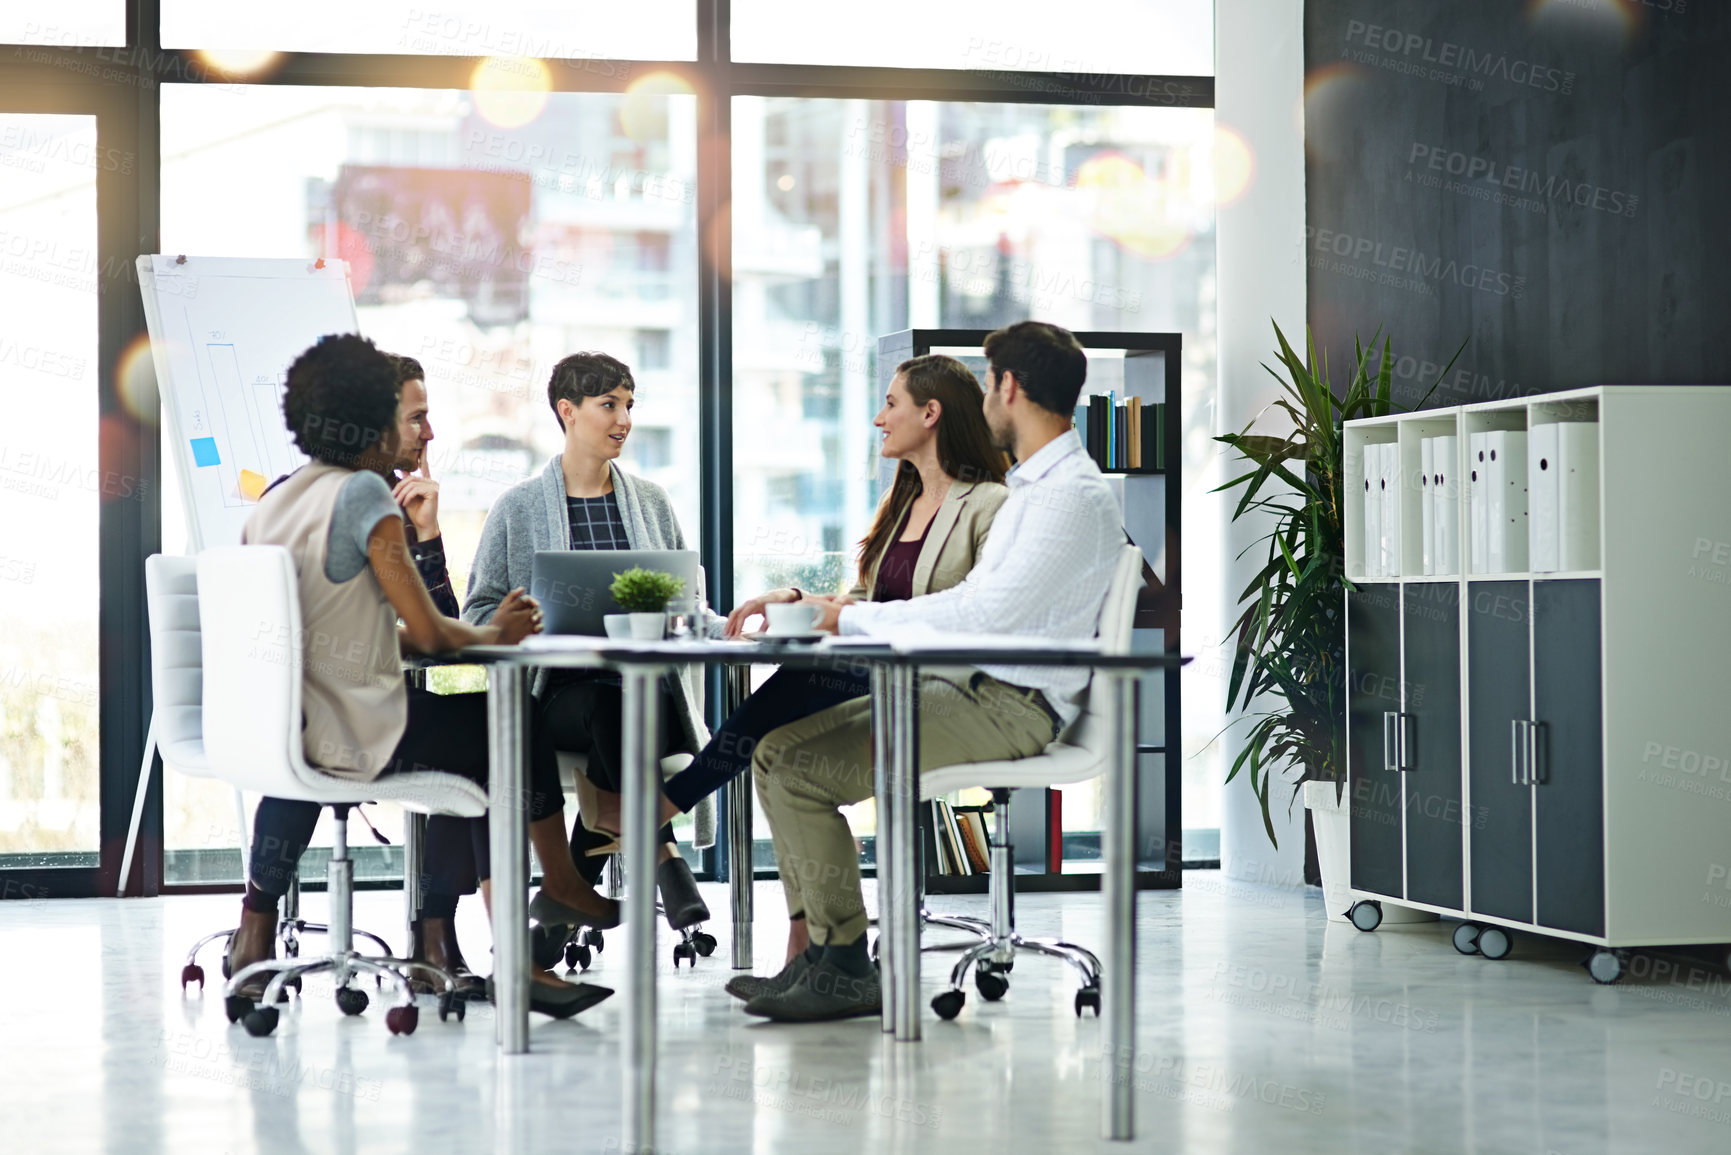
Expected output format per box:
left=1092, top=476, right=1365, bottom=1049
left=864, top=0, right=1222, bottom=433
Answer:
left=871, top=662, right=896, bottom=1033
left=621, top=665, right=662, bottom=1152
left=1101, top=673, right=1137, bottom=1140
left=727, top=774, right=754, bottom=971
left=487, top=664, right=530, bottom=1055
left=890, top=665, right=921, bottom=1042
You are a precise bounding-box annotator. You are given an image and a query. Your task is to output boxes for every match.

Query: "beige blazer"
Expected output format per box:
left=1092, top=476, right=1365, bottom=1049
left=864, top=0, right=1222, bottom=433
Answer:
left=846, top=479, right=1009, bottom=600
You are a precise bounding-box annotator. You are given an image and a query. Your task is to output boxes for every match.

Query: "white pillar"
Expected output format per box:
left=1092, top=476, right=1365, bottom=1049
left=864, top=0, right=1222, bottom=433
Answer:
left=1215, top=0, right=1310, bottom=887
left=840, top=98, right=872, bottom=545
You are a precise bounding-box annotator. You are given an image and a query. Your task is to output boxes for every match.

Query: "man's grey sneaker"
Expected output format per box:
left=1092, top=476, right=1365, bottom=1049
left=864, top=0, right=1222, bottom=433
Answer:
left=742, top=956, right=881, bottom=1022
left=724, top=951, right=811, bottom=1003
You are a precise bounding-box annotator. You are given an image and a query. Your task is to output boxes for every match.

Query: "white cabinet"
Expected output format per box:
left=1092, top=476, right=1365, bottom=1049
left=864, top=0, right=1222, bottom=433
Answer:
left=1342, top=386, right=1731, bottom=974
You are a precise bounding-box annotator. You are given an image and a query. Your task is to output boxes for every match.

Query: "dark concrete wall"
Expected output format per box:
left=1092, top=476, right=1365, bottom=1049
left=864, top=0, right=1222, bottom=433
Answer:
left=1304, top=0, right=1729, bottom=407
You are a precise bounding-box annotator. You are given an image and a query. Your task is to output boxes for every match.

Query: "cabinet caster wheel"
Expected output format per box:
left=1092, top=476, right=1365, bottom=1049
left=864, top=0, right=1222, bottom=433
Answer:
left=975, top=970, right=1009, bottom=1001
left=692, top=932, right=717, bottom=957
left=1477, top=927, right=1512, bottom=960
left=242, top=1007, right=279, bottom=1037
left=336, top=987, right=369, bottom=1016
left=182, top=964, right=205, bottom=992
left=1349, top=901, right=1383, bottom=932
left=438, top=992, right=466, bottom=1022
left=385, top=1005, right=418, bottom=1035
left=565, top=943, right=592, bottom=972
left=672, top=942, right=696, bottom=968
left=1452, top=922, right=1481, bottom=956
left=1074, top=987, right=1101, bottom=1017
left=931, top=990, right=965, bottom=1020
left=224, top=994, right=254, bottom=1024
left=531, top=924, right=569, bottom=971
left=1586, top=950, right=1623, bottom=985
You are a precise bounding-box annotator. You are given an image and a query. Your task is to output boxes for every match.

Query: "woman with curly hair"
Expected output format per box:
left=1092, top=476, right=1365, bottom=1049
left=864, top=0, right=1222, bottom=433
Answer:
left=228, top=333, right=616, bottom=1020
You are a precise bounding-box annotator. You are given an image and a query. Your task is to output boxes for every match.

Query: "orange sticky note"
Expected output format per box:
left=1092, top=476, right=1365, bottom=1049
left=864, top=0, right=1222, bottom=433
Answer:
left=238, top=469, right=268, bottom=502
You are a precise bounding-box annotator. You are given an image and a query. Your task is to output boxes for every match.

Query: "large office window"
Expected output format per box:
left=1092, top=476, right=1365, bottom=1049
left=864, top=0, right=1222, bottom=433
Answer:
left=730, top=96, right=1221, bottom=855
left=732, top=1, right=1213, bottom=76
left=161, top=2, right=697, bottom=60
left=0, top=114, right=102, bottom=869
left=0, top=4, right=124, bottom=48
left=156, top=83, right=700, bottom=881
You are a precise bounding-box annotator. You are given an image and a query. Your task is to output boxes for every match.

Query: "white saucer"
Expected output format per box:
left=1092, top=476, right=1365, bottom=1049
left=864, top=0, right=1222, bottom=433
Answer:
left=747, top=630, right=827, bottom=645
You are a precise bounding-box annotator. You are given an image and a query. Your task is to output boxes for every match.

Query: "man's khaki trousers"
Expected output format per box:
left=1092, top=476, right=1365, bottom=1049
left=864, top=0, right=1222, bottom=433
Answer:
left=752, top=671, right=1058, bottom=947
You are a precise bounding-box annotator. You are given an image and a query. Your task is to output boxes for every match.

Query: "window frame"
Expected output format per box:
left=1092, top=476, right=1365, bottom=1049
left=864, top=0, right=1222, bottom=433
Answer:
left=0, top=0, right=1211, bottom=898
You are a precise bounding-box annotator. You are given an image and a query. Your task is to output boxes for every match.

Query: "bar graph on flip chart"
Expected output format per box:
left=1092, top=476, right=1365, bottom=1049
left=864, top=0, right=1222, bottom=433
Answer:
left=137, top=255, right=360, bottom=550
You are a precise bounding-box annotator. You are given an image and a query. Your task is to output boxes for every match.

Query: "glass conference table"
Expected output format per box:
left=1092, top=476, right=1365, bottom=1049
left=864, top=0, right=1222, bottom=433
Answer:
left=457, top=633, right=1185, bottom=1148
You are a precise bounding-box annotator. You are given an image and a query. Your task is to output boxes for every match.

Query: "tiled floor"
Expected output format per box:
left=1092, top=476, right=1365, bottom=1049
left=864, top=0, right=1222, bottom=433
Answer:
left=3, top=877, right=1729, bottom=1154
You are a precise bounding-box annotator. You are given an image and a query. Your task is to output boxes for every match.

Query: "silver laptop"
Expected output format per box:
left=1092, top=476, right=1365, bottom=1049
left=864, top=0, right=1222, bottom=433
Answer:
left=531, top=550, right=700, bottom=636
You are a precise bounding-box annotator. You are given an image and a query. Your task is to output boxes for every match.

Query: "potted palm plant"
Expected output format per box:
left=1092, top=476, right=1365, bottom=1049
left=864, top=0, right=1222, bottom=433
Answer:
left=1215, top=320, right=1456, bottom=919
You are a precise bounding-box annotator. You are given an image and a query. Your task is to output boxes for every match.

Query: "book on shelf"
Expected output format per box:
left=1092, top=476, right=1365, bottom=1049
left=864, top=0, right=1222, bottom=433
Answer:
left=1469, top=433, right=1488, bottom=574
left=956, top=807, right=991, bottom=874
left=1380, top=440, right=1400, bottom=577
left=1485, top=430, right=1528, bottom=573
left=1435, top=434, right=1458, bottom=575
left=1077, top=394, right=1166, bottom=472
left=1362, top=443, right=1383, bottom=578
left=1529, top=423, right=1560, bottom=572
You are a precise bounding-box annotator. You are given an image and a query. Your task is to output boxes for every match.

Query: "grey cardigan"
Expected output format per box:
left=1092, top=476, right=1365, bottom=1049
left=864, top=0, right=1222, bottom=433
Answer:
left=460, top=456, right=713, bottom=756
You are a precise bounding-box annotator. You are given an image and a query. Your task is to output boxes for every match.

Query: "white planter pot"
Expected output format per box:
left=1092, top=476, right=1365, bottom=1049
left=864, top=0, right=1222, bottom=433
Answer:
left=627, top=612, right=666, bottom=640
left=1303, top=780, right=1437, bottom=925
left=1303, top=780, right=1353, bottom=923
left=602, top=614, right=632, bottom=639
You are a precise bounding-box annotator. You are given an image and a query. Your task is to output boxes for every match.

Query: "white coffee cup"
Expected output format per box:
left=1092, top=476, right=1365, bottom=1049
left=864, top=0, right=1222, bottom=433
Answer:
left=765, top=601, right=819, bottom=635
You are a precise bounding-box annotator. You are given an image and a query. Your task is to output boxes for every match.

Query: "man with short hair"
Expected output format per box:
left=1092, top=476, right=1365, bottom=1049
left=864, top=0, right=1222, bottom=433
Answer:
left=741, top=320, right=1125, bottom=1022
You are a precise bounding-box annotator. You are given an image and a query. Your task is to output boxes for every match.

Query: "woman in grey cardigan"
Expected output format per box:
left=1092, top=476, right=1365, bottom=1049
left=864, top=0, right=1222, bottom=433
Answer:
left=462, top=351, right=713, bottom=933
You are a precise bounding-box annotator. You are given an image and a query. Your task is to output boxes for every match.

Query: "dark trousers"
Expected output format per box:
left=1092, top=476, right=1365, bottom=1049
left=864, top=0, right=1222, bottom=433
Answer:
left=248, top=688, right=564, bottom=911
left=536, top=672, right=684, bottom=882
left=662, top=664, right=873, bottom=813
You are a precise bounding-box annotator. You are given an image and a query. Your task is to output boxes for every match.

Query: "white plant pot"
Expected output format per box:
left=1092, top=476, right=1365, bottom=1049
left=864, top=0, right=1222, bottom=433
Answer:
left=627, top=612, right=666, bottom=640
left=602, top=614, right=632, bottom=639
left=1303, top=779, right=1437, bottom=925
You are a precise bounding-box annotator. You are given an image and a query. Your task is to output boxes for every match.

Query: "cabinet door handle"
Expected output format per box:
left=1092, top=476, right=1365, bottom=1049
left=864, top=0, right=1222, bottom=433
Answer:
left=1528, top=721, right=1546, bottom=785
left=1397, top=713, right=1415, bottom=771
left=1510, top=719, right=1527, bottom=785
left=1383, top=711, right=1398, bottom=773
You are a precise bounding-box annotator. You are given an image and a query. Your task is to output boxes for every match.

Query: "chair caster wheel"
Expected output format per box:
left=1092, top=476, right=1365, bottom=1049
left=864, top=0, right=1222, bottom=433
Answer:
left=225, top=994, right=254, bottom=1024
left=1452, top=922, right=1481, bottom=955
left=1349, top=901, right=1383, bottom=932
left=692, top=932, right=717, bottom=957
left=1477, top=927, right=1513, bottom=960
left=285, top=975, right=301, bottom=998
left=673, top=942, right=696, bottom=968
left=589, top=929, right=605, bottom=953
left=1074, top=987, right=1101, bottom=1017
left=565, top=943, right=592, bottom=972
left=242, top=1007, right=279, bottom=1037
left=931, top=990, right=966, bottom=1020
left=220, top=949, right=233, bottom=980
left=181, top=964, right=205, bottom=992
left=531, top=924, right=569, bottom=971
left=975, top=970, right=1009, bottom=1002
left=385, top=1005, right=418, bottom=1035
left=336, top=987, right=369, bottom=1016
left=438, top=992, right=466, bottom=1022
left=1586, top=949, right=1623, bottom=985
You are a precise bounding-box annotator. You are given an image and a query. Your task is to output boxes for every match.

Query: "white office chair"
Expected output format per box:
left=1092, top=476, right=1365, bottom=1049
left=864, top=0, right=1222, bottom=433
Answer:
left=919, top=542, right=1145, bottom=1021
left=147, top=555, right=397, bottom=997
left=194, top=546, right=489, bottom=1038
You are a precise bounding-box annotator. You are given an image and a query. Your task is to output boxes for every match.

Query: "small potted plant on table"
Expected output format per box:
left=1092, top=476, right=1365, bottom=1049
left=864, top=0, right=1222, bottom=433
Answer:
left=610, top=567, right=686, bottom=640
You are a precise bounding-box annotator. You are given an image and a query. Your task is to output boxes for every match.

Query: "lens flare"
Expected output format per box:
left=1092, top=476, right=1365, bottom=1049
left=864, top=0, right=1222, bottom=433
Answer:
left=622, top=71, right=695, bottom=142
left=115, top=333, right=159, bottom=425
left=1212, top=123, right=1257, bottom=207
left=471, top=57, right=553, bottom=130
left=1074, top=151, right=1193, bottom=260
left=1527, top=0, right=1641, bottom=41
left=195, top=50, right=283, bottom=81
left=1303, top=64, right=1369, bottom=159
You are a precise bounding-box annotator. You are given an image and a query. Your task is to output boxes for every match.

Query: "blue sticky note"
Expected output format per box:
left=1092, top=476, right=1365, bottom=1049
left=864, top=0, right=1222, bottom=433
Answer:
left=190, top=437, right=221, bottom=467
